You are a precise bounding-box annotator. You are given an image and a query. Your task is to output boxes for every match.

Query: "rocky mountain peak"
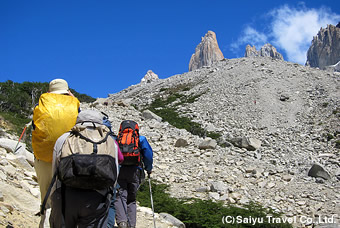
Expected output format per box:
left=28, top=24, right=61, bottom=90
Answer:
left=245, top=45, right=258, bottom=57
left=141, top=70, right=159, bottom=84
left=189, top=31, right=224, bottom=71
left=306, top=23, right=340, bottom=69
left=245, top=43, right=284, bottom=60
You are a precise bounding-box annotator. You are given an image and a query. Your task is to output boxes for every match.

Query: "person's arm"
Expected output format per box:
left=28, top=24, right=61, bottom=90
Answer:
left=68, top=90, right=75, bottom=97
left=115, top=140, right=124, bottom=164
left=139, top=135, right=153, bottom=173
left=52, top=132, right=70, bottom=175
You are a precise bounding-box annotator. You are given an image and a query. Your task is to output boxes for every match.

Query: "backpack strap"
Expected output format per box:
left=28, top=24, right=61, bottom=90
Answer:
left=72, top=130, right=112, bottom=154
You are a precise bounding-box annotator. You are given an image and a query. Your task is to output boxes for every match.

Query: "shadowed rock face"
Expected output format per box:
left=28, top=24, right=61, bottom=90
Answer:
left=245, top=43, right=283, bottom=60
left=189, top=31, right=224, bottom=71
left=306, top=23, right=340, bottom=69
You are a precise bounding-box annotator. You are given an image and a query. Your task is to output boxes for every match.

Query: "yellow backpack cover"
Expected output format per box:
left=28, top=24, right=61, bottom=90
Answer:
left=32, top=93, right=80, bottom=162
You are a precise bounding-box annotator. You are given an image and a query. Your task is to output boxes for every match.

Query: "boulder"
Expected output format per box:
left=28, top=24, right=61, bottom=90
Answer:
left=308, top=164, right=331, bottom=180
left=0, top=138, right=34, bottom=166
left=174, top=138, right=188, bottom=147
left=229, top=137, right=261, bottom=151
left=159, top=213, right=185, bottom=228
left=142, top=110, right=162, bottom=122
left=6, top=154, right=34, bottom=172
left=210, top=181, right=228, bottom=193
left=198, top=139, right=217, bottom=150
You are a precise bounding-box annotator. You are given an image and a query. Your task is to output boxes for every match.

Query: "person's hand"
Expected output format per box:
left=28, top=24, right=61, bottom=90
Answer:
left=68, top=90, right=75, bottom=97
left=147, top=170, right=152, bottom=178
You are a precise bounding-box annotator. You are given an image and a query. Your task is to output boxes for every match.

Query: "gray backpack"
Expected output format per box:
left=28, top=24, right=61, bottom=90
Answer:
left=58, top=121, right=118, bottom=190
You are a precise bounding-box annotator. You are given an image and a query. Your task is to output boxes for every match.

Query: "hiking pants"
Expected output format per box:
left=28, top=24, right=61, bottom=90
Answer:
left=34, top=159, right=53, bottom=205
left=114, top=166, right=142, bottom=227
left=50, top=186, right=111, bottom=228
left=107, top=186, right=117, bottom=228
left=34, top=159, right=52, bottom=228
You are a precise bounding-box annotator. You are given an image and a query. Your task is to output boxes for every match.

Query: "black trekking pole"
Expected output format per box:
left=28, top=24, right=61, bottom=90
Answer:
left=148, top=173, right=156, bottom=228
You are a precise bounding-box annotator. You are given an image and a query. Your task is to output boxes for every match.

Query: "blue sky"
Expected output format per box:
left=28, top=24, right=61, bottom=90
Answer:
left=1, top=0, right=339, bottom=98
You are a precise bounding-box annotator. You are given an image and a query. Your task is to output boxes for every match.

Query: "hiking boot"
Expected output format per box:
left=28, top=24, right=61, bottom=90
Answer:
left=118, top=221, right=128, bottom=228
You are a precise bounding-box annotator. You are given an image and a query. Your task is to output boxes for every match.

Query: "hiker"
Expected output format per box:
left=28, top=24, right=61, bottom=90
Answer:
left=32, top=78, right=80, bottom=227
left=114, top=120, right=153, bottom=228
left=48, top=110, right=122, bottom=227
left=102, top=113, right=125, bottom=228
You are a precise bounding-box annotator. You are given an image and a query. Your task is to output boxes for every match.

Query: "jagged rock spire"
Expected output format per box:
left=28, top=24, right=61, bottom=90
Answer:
left=245, top=43, right=283, bottom=60
left=189, top=31, right=224, bottom=71
left=306, top=23, right=340, bottom=69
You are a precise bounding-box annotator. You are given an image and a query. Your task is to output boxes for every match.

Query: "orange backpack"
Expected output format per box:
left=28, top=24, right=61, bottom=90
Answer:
left=117, top=120, right=141, bottom=166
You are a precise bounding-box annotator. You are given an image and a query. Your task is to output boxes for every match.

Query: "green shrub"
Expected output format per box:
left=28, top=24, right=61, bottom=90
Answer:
left=137, top=181, right=292, bottom=228
left=207, top=132, right=222, bottom=140
left=0, top=112, right=31, bottom=136
left=0, top=80, right=95, bottom=118
left=147, top=90, right=220, bottom=140
left=0, top=80, right=95, bottom=146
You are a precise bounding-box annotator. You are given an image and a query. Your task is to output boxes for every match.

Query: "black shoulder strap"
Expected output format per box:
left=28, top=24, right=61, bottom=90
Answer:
left=72, top=130, right=112, bottom=144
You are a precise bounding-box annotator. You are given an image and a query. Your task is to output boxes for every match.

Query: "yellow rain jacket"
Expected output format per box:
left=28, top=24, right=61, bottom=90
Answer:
left=32, top=93, right=80, bottom=163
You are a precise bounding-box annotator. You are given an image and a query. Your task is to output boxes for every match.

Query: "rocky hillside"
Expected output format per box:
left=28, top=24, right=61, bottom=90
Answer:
left=0, top=56, right=339, bottom=227
left=0, top=118, right=184, bottom=228
left=188, top=31, right=224, bottom=71
left=106, top=56, right=339, bottom=226
left=306, top=23, right=340, bottom=69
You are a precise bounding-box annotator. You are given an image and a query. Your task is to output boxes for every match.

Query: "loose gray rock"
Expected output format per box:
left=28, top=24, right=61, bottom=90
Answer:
left=198, top=139, right=217, bottom=149
left=142, top=110, right=162, bottom=122
left=208, top=192, right=220, bottom=201
left=159, top=213, right=185, bottom=228
left=174, top=138, right=188, bottom=147
left=210, top=181, right=228, bottom=193
left=308, top=164, right=331, bottom=180
left=229, top=137, right=261, bottom=151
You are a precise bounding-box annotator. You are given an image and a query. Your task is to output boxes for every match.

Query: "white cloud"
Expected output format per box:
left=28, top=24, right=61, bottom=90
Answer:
left=230, top=26, right=268, bottom=56
left=230, top=4, right=340, bottom=64
left=270, top=5, right=340, bottom=64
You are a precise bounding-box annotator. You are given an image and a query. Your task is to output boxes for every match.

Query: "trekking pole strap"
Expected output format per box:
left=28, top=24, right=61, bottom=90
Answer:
left=40, top=171, right=57, bottom=215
